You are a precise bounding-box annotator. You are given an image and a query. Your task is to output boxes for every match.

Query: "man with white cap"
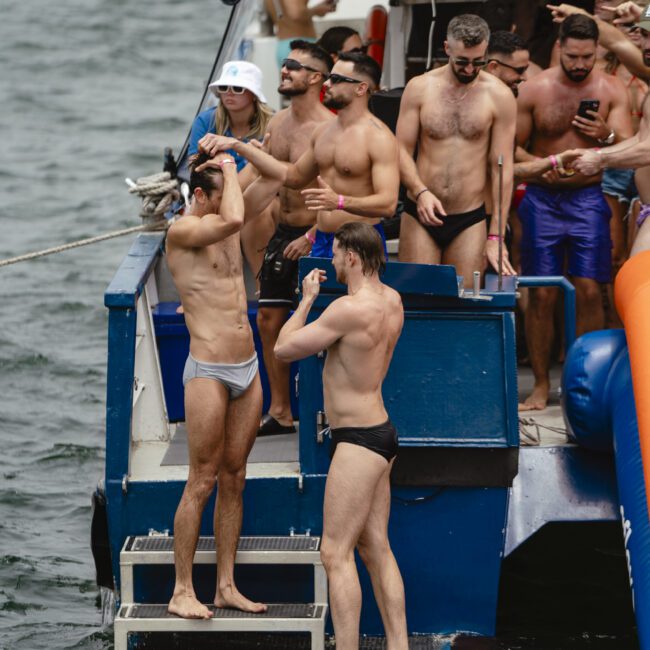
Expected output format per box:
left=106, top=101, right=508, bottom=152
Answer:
left=550, top=2, right=650, bottom=255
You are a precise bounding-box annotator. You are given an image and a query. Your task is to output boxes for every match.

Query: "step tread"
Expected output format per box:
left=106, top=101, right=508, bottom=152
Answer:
left=124, top=535, right=320, bottom=554
left=118, top=603, right=325, bottom=620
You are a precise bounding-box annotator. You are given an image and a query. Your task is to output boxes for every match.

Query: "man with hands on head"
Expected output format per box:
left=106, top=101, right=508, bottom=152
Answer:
left=165, top=151, right=268, bottom=619
left=274, top=222, right=408, bottom=650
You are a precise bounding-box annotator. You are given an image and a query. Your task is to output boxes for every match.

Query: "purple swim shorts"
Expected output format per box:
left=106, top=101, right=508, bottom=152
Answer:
left=518, top=184, right=612, bottom=283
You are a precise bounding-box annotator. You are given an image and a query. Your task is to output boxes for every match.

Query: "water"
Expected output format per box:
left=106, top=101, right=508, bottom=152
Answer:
left=0, top=1, right=639, bottom=649
left=0, top=1, right=226, bottom=647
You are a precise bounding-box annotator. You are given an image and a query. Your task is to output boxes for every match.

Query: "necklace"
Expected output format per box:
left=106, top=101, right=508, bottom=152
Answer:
left=439, top=77, right=478, bottom=104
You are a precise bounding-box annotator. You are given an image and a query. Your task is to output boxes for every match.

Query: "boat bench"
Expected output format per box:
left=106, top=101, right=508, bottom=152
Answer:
left=114, top=534, right=328, bottom=650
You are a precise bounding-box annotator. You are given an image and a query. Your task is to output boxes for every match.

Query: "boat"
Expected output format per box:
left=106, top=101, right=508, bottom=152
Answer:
left=90, top=1, right=650, bottom=647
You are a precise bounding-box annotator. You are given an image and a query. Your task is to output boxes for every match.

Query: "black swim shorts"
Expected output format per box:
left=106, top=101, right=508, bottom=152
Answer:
left=259, top=223, right=312, bottom=309
left=329, top=419, right=399, bottom=462
left=402, top=199, right=488, bottom=249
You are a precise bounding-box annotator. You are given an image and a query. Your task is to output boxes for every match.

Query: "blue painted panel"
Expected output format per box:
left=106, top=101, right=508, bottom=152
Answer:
left=105, top=475, right=506, bottom=635
left=105, top=307, right=137, bottom=481
left=104, top=234, right=164, bottom=308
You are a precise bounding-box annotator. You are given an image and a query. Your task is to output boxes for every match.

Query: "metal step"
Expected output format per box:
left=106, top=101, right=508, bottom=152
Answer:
left=113, top=602, right=327, bottom=650
left=120, top=535, right=326, bottom=605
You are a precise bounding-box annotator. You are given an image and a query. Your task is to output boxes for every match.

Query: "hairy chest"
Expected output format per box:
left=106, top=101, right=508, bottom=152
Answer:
left=271, top=119, right=315, bottom=163
left=420, top=96, right=491, bottom=141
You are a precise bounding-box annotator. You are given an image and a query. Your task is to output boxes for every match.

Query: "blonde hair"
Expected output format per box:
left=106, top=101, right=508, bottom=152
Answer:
left=214, top=98, right=274, bottom=141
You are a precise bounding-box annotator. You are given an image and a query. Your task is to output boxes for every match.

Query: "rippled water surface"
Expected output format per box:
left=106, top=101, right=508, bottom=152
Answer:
left=0, top=1, right=225, bottom=647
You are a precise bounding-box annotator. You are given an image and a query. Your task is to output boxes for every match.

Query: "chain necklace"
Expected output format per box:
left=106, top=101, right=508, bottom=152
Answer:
left=439, top=77, right=479, bottom=104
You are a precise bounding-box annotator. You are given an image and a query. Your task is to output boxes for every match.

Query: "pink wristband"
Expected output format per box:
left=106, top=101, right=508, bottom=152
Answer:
left=218, top=159, right=235, bottom=169
left=487, top=234, right=502, bottom=241
left=305, top=231, right=316, bottom=245
left=337, top=194, right=345, bottom=210
left=549, top=154, right=558, bottom=169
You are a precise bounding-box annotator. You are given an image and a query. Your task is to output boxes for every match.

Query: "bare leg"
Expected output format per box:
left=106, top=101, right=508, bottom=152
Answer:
left=356, top=460, right=408, bottom=650
left=241, top=205, right=275, bottom=286
left=169, top=378, right=229, bottom=619
left=520, top=287, right=559, bottom=411
left=572, top=276, right=605, bottom=336
left=257, top=306, right=292, bottom=426
left=397, top=212, right=441, bottom=265
left=442, top=219, right=487, bottom=289
left=320, top=443, right=389, bottom=650
left=214, top=374, right=267, bottom=612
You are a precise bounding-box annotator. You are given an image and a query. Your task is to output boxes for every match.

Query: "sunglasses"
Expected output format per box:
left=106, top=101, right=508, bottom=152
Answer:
left=450, top=56, right=488, bottom=68
left=328, top=72, right=363, bottom=85
left=216, top=85, right=245, bottom=94
left=281, top=58, right=325, bottom=75
left=487, top=58, right=529, bottom=75
left=347, top=44, right=368, bottom=54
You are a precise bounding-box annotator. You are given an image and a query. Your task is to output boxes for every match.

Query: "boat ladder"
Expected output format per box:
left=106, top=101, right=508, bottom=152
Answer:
left=114, top=534, right=328, bottom=649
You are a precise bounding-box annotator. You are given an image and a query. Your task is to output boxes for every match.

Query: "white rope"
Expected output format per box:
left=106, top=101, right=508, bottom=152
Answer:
left=126, top=172, right=180, bottom=220
left=0, top=223, right=168, bottom=269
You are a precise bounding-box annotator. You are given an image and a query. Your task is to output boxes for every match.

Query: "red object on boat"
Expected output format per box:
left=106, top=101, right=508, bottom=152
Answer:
left=364, top=5, right=388, bottom=69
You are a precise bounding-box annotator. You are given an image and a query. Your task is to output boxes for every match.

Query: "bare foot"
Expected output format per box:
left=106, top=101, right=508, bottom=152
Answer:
left=215, top=585, right=267, bottom=613
left=519, top=385, right=549, bottom=411
left=168, top=592, right=212, bottom=619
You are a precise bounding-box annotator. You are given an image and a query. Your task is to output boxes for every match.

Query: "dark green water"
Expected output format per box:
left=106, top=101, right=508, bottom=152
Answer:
left=0, top=1, right=639, bottom=648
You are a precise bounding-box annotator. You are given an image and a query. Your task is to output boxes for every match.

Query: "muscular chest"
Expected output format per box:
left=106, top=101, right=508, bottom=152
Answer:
left=204, top=234, right=242, bottom=275
left=421, top=98, right=490, bottom=141
left=272, top=120, right=316, bottom=163
left=314, top=130, right=370, bottom=177
left=534, top=87, right=607, bottom=138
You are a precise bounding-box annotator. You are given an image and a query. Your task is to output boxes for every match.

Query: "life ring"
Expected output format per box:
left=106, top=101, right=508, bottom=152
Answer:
left=364, top=5, right=388, bottom=69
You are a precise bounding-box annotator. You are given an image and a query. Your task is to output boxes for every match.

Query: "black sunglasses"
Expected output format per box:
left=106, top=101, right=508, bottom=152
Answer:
left=328, top=72, right=363, bottom=85
left=450, top=56, right=488, bottom=68
left=487, top=58, right=529, bottom=75
left=347, top=44, right=369, bottom=54
left=281, top=58, right=326, bottom=75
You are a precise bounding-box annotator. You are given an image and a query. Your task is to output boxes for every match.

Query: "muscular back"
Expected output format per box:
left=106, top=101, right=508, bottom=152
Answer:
left=268, top=105, right=333, bottom=227
left=323, top=284, right=403, bottom=428
left=166, top=230, right=253, bottom=363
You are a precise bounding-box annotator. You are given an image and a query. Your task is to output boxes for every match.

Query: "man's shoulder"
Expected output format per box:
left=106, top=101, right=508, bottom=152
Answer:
left=481, top=73, right=517, bottom=103
left=403, top=72, right=432, bottom=99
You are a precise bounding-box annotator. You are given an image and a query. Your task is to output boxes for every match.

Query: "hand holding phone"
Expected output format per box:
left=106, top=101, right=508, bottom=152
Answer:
left=576, top=99, right=600, bottom=120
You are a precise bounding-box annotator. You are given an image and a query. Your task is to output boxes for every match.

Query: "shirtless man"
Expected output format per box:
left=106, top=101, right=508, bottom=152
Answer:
left=397, top=14, right=517, bottom=286
left=551, top=2, right=650, bottom=256
left=517, top=12, right=633, bottom=410
left=165, top=152, right=268, bottom=619
left=256, top=40, right=334, bottom=436
left=199, top=51, right=399, bottom=259
left=274, top=222, right=407, bottom=650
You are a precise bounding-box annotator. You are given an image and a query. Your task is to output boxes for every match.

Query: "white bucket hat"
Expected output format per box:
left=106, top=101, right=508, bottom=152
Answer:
left=209, top=61, right=268, bottom=104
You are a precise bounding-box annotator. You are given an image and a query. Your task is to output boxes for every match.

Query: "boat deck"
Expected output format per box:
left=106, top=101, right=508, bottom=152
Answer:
left=129, top=365, right=569, bottom=482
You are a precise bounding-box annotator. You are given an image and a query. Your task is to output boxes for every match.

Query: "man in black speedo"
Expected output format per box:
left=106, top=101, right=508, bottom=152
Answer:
left=274, top=222, right=408, bottom=650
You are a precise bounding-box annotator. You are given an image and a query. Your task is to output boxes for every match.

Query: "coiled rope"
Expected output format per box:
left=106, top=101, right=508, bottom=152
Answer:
left=0, top=171, right=179, bottom=269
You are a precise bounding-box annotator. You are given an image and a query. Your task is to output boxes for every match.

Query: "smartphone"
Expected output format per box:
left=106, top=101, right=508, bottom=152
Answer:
left=577, top=99, right=600, bottom=120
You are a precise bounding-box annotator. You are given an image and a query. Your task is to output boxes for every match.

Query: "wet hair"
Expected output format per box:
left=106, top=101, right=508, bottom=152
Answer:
left=559, top=14, right=599, bottom=44
left=188, top=153, right=222, bottom=195
left=289, top=39, right=334, bottom=72
left=318, top=26, right=360, bottom=57
left=487, top=30, right=526, bottom=57
left=447, top=14, right=490, bottom=48
left=334, top=222, right=386, bottom=276
left=337, top=51, right=382, bottom=90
